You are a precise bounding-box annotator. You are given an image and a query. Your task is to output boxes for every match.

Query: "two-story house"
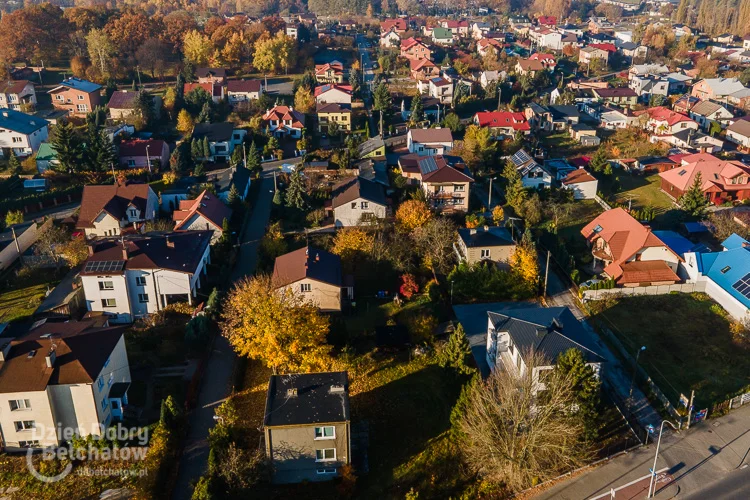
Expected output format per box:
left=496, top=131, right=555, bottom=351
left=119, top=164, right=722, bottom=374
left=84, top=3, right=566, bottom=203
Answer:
left=0, top=108, right=48, bottom=158
left=0, top=80, right=36, bottom=111
left=357, top=135, right=386, bottom=159
left=80, top=231, right=212, bottom=323
left=687, top=100, right=734, bottom=131
left=592, top=87, right=638, bottom=108
left=315, top=84, right=353, bottom=105
left=263, top=371, right=351, bottom=483
left=726, top=117, right=750, bottom=150
left=410, top=59, right=440, bottom=81
left=407, top=128, right=454, bottom=156
left=173, top=190, right=232, bottom=243
left=314, top=62, right=345, bottom=84
left=476, top=38, right=504, bottom=58
left=581, top=208, right=681, bottom=286
left=331, top=176, right=388, bottom=227
left=226, top=80, right=263, bottom=104
left=400, top=38, right=432, bottom=61
left=427, top=77, right=453, bottom=104
left=691, top=78, right=746, bottom=101
left=196, top=68, right=227, bottom=86
left=0, top=319, right=130, bottom=449
left=76, top=182, right=159, bottom=238
left=473, top=111, right=531, bottom=138
left=455, top=226, right=516, bottom=268
left=271, top=246, right=353, bottom=312
left=381, top=18, right=407, bottom=35
left=380, top=30, right=401, bottom=48
left=118, top=139, right=169, bottom=170
left=48, top=78, right=102, bottom=116
left=317, top=103, right=352, bottom=134
left=659, top=154, right=750, bottom=205
left=635, top=106, right=699, bottom=135
left=263, top=105, right=306, bottom=139
left=509, top=149, right=553, bottom=189
left=400, top=154, right=472, bottom=212
left=192, top=122, right=247, bottom=162
left=579, top=46, right=610, bottom=65
left=485, top=305, right=604, bottom=394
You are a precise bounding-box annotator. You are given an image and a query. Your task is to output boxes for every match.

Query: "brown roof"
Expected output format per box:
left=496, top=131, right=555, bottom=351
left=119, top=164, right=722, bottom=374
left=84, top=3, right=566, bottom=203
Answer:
left=517, top=59, right=545, bottom=71
left=271, top=246, right=342, bottom=288
left=0, top=79, right=32, bottom=94
left=77, top=182, right=154, bottom=229
left=316, top=102, right=352, bottom=114
left=184, top=82, right=222, bottom=98
left=227, top=79, right=262, bottom=93
left=419, top=156, right=474, bottom=183
left=562, top=168, right=597, bottom=184
left=408, top=128, right=453, bottom=143
left=119, top=139, right=167, bottom=158
left=0, top=320, right=126, bottom=393
left=196, top=68, right=227, bottom=78
left=173, top=190, right=232, bottom=231
left=593, top=87, right=638, bottom=98
left=618, top=260, right=680, bottom=285
left=331, top=176, right=387, bottom=209
left=107, top=90, right=139, bottom=109
left=81, top=231, right=213, bottom=275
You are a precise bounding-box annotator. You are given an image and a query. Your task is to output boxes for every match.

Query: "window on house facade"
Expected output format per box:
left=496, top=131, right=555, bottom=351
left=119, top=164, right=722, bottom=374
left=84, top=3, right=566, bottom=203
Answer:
left=98, top=375, right=105, bottom=390
left=76, top=104, right=88, bottom=112
left=453, top=184, right=465, bottom=191
left=101, top=397, right=108, bottom=411
left=101, top=298, right=116, bottom=308
left=315, top=448, right=336, bottom=462
left=453, top=197, right=464, bottom=205
left=9, top=399, right=31, bottom=411
left=508, top=338, right=514, bottom=355
left=138, top=293, right=149, bottom=303
left=129, top=209, right=137, bottom=217
left=361, top=201, right=369, bottom=209
left=315, top=426, right=335, bottom=439
left=14, top=420, right=35, bottom=431
left=77, top=95, right=84, bottom=100
left=19, top=440, right=39, bottom=447
left=99, top=281, right=114, bottom=290
left=135, top=277, right=147, bottom=286
left=351, top=202, right=357, bottom=209
left=12, top=137, right=22, bottom=143
left=480, top=249, right=491, bottom=259
left=301, top=283, right=311, bottom=293
left=127, top=160, right=136, bottom=167
left=317, top=468, right=337, bottom=475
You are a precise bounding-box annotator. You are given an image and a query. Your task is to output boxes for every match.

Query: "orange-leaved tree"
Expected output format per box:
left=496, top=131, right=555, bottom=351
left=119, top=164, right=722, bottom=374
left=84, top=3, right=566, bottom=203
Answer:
left=396, top=199, right=433, bottom=232
left=221, top=275, right=331, bottom=374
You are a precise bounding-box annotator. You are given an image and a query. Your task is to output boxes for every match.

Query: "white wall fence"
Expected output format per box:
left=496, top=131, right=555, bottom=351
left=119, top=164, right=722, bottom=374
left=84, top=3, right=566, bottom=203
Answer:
left=594, top=194, right=612, bottom=211
left=582, top=281, right=707, bottom=301
left=729, top=391, right=750, bottom=410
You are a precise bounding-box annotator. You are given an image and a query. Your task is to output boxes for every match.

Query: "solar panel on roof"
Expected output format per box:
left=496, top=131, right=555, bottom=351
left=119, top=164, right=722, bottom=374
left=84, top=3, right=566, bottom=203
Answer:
left=732, top=273, right=750, bottom=299
left=418, top=157, right=438, bottom=175
left=512, top=149, right=531, bottom=166
left=84, top=260, right=125, bottom=273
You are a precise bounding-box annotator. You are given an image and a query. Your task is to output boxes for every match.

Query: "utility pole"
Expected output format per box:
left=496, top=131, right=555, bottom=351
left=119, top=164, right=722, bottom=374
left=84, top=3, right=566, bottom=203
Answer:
left=111, top=163, right=117, bottom=184
left=145, top=144, right=151, bottom=174
left=488, top=176, right=495, bottom=208
left=543, top=250, right=551, bottom=297
left=136, top=66, right=142, bottom=89
left=273, top=170, right=278, bottom=191
left=243, top=143, right=247, bottom=167
left=497, top=84, right=502, bottom=110
left=686, top=390, right=695, bottom=429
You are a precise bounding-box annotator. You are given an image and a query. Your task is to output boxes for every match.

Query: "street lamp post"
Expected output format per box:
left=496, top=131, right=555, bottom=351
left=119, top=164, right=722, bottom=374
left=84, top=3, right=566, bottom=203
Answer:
left=450, top=281, right=454, bottom=304
left=488, top=176, right=497, bottom=209
left=647, top=420, right=679, bottom=498
left=145, top=145, right=151, bottom=174
left=629, top=345, right=647, bottom=398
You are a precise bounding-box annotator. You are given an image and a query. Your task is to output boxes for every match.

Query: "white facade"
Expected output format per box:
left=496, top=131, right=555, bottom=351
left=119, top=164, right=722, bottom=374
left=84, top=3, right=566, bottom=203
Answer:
left=380, top=31, right=400, bottom=48
left=81, top=246, right=210, bottom=323
left=227, top=88, right=263, bottom=104
left=333, top=198, right=387, bottom=227
left=84, top=189, right=159, bottom=239
left=0, top=335, right=130, bottom=449
left=521, top=164, right=552, bottom=189
left=0, top=82, right=37, bottom=111
left=407, top=134, right=453, bottom=156
left=316, top=88, right=352, bottom=105
left=0, top=119, right=48, bottom=158
left=726, top=128, right=750, bottom=148
left=563, top=179, right=598, bottom=199
left=683, top=252, right=749, bottom=321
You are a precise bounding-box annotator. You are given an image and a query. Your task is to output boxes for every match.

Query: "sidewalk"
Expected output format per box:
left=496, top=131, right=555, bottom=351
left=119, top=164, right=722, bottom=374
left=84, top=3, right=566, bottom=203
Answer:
left=533, top=403, right=750, bottom=499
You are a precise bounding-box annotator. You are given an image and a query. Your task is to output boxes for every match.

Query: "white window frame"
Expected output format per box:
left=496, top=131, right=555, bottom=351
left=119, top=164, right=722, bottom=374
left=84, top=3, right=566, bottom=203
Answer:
left=316, top=468, right=337, bottom=475
left=453, top=184, right=465, bottom=192
left=361, top=201, right=369, bottom=209
left=76, top=104, right=88, bottom=112
left=14, top=420, right=35, bottom=431
left=301, top=283, right=312, bottom=293
left=138, top=293, right=149, bottom=303
left=19, top=440, right=39, bottom=448
left=135, top=276, right=147, bottom=286
left=101, top=298, right=117, bottom=308
left=77, top=95, right=84, bottom=100
left=9, top=399, right=31, bottom=411
left=480, top=249, right=491, bottom=259
left=315, top=448, right=337, bottom=462
left=99, top=281, right=114, bottom=290
left=315, top=426, right=336, bottom=440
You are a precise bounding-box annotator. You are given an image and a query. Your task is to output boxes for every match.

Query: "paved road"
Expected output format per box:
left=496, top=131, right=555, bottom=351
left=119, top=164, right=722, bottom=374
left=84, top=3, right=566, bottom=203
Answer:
left=534, top=403, right=750, bottom=499
left=172, top=158, right=301, bottom=500
left=356, top=34, right=377, bottom=136
left=23, top=201, right=80, bottom=222
left=543, top=261, right=662, bottom=432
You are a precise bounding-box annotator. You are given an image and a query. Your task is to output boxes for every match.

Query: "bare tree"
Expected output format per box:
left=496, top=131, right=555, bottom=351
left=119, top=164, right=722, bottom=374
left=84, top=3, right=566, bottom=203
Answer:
left=412, top=217, right=457, bottom=280
left=458, top=351, right=592, bottom=492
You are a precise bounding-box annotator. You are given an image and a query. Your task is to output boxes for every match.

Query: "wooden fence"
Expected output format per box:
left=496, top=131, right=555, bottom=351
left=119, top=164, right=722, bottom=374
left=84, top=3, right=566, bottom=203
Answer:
left=581, top=281, right=707, bottom=301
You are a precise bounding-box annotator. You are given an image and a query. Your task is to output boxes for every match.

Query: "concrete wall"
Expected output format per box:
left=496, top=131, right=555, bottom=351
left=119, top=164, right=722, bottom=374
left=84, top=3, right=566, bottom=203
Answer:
left=565, top=180, right=598, bottom=200
left=266, top=422, right=350, bottom=484
left=0, top=219, right=50, bottom=271
left=333, top=198, right=387, bottom=227
left=581, top=281, right=707, bottom=301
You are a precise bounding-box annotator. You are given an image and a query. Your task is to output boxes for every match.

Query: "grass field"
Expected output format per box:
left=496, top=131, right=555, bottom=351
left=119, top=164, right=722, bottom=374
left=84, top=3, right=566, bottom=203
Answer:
left=590, top=293, right=750, bottom=409
left=0, top=268, right=65, bottom=324
left=597, top=170, right=682, bottom=229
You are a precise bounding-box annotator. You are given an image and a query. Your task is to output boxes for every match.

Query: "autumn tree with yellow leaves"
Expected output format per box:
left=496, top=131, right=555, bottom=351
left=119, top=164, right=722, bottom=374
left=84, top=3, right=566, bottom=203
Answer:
left=221, top=275, right=331, bottom=374
left=510, top=232, right=539, bottom=289
left=331, top=227, right=375, bottom=264
left=395, top=199, right=433, bottom=232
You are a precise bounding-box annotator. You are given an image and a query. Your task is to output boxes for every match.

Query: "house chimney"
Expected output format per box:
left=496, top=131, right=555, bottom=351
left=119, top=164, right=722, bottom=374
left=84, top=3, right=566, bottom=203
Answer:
left=483, top=225, right=489, bottom=231
left=0, top=341, right=11, bottom=362
left=45, top=347, right=56, bottom=368
left=315, top=253, right=320, bottom=262
left=165, top=236, right=175, bottom=249
left=286, top=387, right=298, bottom=398
left=88, top=244, right=95, bottom=256
left=121, top=243, right=128, bottom=260
left=329, top=385, right=345, bottom=393
left=470, top=228, right=477, bottom=235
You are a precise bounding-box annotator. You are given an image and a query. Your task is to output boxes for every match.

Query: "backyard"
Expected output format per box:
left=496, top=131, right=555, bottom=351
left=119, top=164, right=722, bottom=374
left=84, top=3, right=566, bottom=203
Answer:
left=0, top=267, right=66, bottom=325
left=589, top=293, right=750, bottom=410
left=596, top=170, right=682, bottom=229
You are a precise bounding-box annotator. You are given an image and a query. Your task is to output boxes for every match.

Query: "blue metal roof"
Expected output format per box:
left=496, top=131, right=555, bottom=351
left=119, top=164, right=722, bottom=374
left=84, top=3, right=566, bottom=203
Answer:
left=58, top=77, right=102, bottom=93
left=721, top=234, right=749, bottom=250
left=0, top=109, right=47, bottom=135
left=697, top=238, right=750, bottom=309
left=652, top=230, right=701, bottom=258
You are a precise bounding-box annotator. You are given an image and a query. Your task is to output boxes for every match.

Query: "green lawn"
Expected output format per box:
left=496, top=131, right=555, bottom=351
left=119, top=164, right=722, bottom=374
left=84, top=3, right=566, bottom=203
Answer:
left=0, top=268, right=65, bottom=324
left=590, top=293, right=750, bottom=409
left=540, top=131, right=598, bottom=157
left=597, top=171, right=683, bottom=229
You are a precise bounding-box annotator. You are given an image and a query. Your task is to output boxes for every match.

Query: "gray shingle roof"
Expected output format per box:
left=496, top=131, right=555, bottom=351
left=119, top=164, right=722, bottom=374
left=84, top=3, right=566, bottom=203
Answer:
left=264, top=371, right=350, bottom=426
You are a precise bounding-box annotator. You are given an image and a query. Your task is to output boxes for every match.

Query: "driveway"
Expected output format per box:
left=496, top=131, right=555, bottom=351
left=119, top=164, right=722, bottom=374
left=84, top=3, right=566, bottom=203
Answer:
left=172, top=157, right=302, bottom=499
left=263, top=77, right=294, bottom=96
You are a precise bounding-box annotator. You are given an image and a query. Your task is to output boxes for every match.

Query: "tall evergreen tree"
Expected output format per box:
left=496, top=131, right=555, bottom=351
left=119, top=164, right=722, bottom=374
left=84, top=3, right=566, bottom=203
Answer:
left=50, top=122, right=85, bottom=173
left=247, top=141, right=260, bottom=173
left=191, top=138, right=202, bottom=159
left=556, top=348, right=601, bottom=439
left=285, top=169, right=306, bottom=209
left=230, top=145, right=244, bottom=167
left=410, top=95, right=424, bottom=125
left=680, top=171, right=709, bottom=218
left=7, top=150, right=21, bottom=175
left=503, top=160, right=527, bottom=211
left=85, top=123, right=115, bottom=171
left=227, top=184, right=240, bottom=207
left=589, top=146, right=609, bottom=173
left=202, top=137, right=211, bottom=159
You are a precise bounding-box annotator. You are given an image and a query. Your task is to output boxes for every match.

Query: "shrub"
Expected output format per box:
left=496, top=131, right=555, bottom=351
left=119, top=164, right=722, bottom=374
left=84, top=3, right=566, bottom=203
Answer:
left=399, top=273, right=419, bottom=299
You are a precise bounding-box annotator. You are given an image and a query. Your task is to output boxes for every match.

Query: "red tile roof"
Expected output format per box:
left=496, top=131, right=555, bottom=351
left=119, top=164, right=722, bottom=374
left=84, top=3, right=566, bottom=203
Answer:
left=562, top=168, right=597, bottom=184
left=184, top=82, right=222, bottom=98
left=314, top=84, right=352, bottom=97
left=119, top=139, right=167, bottom=158
left=262, top=105, right=305, bottom=129
left=315, top=62, right=344, bottom=75
left=173, top=190, right=232, bottom=231
left=529, top=53, right=556, bottom=65
left=381, top=18, right=407, bottom=32
left=474, top=111, right=530, bottom=131
left=589, top=43, right=617, bottom=53
left=227, top=79, right=261, bottom=93
left=635, top=106, right=696, bottom=127
left=0, top=79, right=32, bottom=94
left=77, top=182, right=153, bottom=229
left=401, top=37, right=427, bottom=50
left=659, top=159, right=750, bottom=192
left=618, top=260, right=680, bottom=285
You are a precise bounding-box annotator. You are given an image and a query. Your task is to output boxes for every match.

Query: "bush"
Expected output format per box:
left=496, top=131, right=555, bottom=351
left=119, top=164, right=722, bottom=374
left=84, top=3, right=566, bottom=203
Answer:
left=184, top=315, right=211, bottom=352
left=399, top=273, right=419, bottom=300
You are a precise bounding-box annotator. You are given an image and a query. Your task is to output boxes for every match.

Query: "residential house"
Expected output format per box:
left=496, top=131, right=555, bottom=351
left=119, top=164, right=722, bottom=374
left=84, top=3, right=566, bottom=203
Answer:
left=76, top=182, right=159, bottom=238
left=619, top=42, right=648, bottom=60
left=455, top=226, right=516, bottom=268
left=628, top=75, right=669, bottom=101
left=636, top=106, right=699, bottom=135
left=196, top=68, right=227, bottom=85
left=528, top=53, right=557, bottom=71
left=207, top=165, right=252, bottom=202
left=317, top=103, right=352, bottom=133
left=330, top=176, right=387, bottom=227
left=0, top=320, right=130, bottom=449
left=588, top=17, right=614, bottom=34
left=407, top=128, right=453, bottom=156
left=357, top=135, right=386, bottom=159
left=485, top=305, right=604, bottom=388
left=537, top=15, right=557, bottom=26
left=183, top=82, right=224, bottom=103
left=35, top=142, right=58, bottom=172
left=529, top=28, right=563, bottom=51
left=691, top=78, right=746, bottom=101
left=592, top=87, right=638, bottom=108
left=410, top=59, right=440, bottom=81
left=579, top=46, right=609, bottom=65
left=561, top=168, right=598, bottom=199
left=477, top=38, right=504, bottom=58
left=509, top=15, right=532, bottom=34
left=159, top=189, right=189, bottom=213
left=80, top=231, right=212, bottom=323
left=380, top=30, right=401, bottom=48
left=226, top=80, right=263, bottom=104
left=559, top=23, right=584, bottom=38
left=744, top=35, right=750, bottom=50
left=480, top=70, right=505, bottom=89
left=271, top=246, right=352, bottom=312
left=509, top=149, right=553, bottom=189
left=726, top=118, right=750, bottom=150
left=263, top=371, right=351, bottom=483
left=474, top=111, right=531, bottom=137
left=0, top=220, right=49, bottom=271
left=173, top=190, right=232, bottom=243
left=432, top=27, right=454, bottom=45
left=688, top=100, right=734, bottom=131
left=381, top=18, right=407, bottom=35
left=524, top=104, right=579, bottom=132
left=471, top=21, right=491, bottom=40
left=658, top=128, right=724, bottom=153
left=442, top=20, right=469, bottom=37
left=659, top=155, right=750, bottom=205
left=515, top=58, right=544, bottom=77
left=683, top=234, right=750, bottom=321
left=400, top=38, right=432, bottom=61
left=629, top=64, right=669, bottom=80
left=314, top=84, right=353, bottom=105
left=581, top=208, right=681, bottom=286
left=400, top=154, right=472, bottom=212
left=263, top=105, right=306, bottom=138
left=0, top=108, right=48, bottom=158
left=673, top=94, right=702, bottom=114
left=0, top=80, right=36, bottom=111
left=713, top=33, right=735, bottom=44
left=48, top=78, right=102, bottom=116
left=727, top=88, right=750, bottom=112
left=108, top=90, right=138, bottom=121
left=192, top=122, right=246, bottom=162
left=570, top=124, right=600, bottom=146
left=118, top=139, right=169, bottom=170
left=427, top=77, right=453, bottom=104
left=314, top=62, right=345, bottom=84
